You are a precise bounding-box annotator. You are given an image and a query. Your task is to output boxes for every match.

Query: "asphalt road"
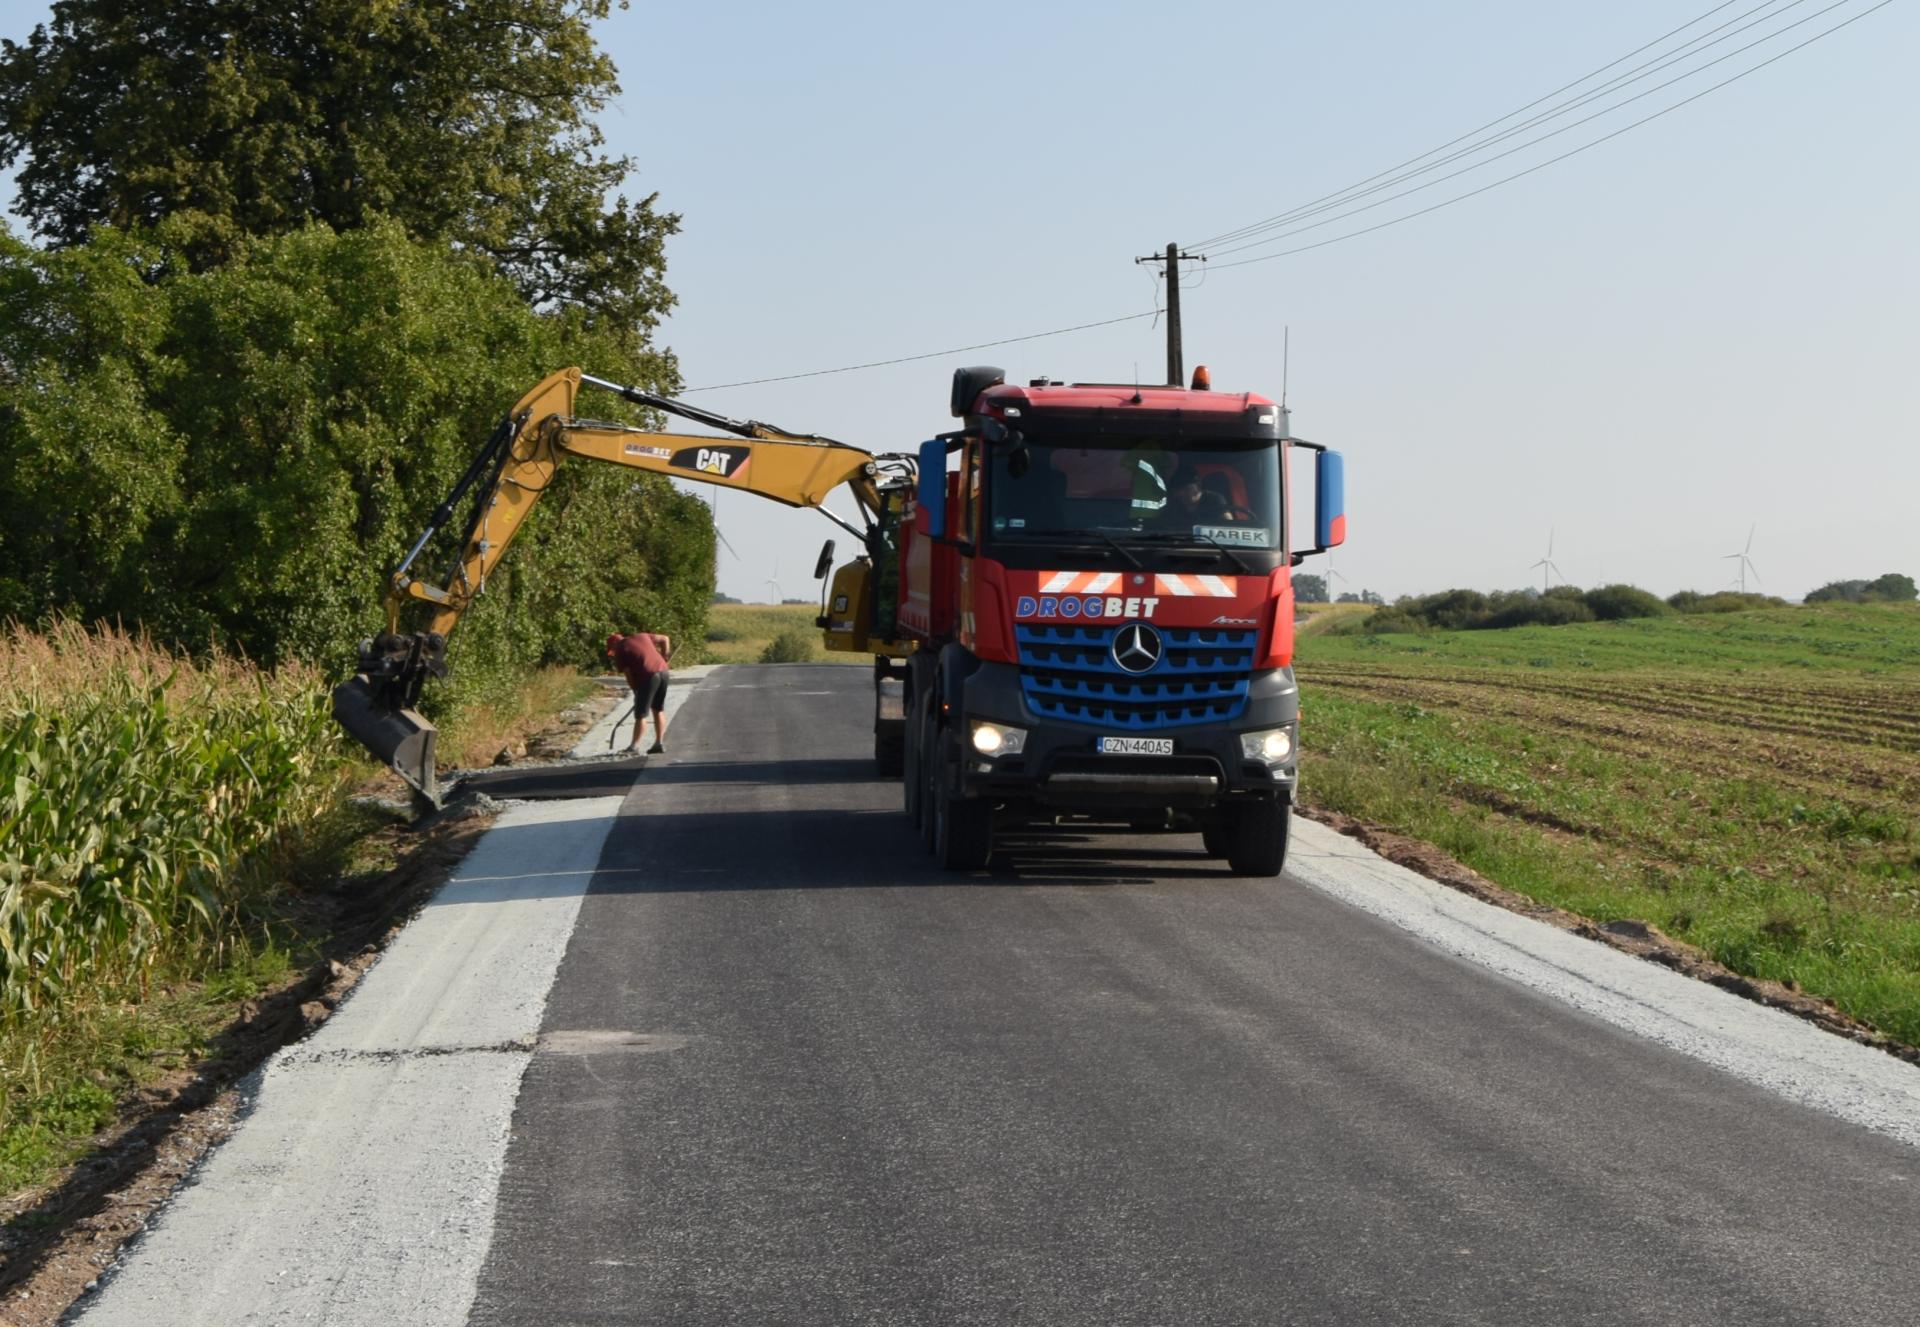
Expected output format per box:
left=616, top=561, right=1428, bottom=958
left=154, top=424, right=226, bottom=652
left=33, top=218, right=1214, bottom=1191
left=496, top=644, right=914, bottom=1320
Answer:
left=464, top=664, right=1920, bottom=1326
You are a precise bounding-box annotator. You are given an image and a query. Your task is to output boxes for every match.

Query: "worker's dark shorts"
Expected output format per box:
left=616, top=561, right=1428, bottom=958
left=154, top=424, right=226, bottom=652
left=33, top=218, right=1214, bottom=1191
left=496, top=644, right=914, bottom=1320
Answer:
left=631, top=670, right=669, bottom=713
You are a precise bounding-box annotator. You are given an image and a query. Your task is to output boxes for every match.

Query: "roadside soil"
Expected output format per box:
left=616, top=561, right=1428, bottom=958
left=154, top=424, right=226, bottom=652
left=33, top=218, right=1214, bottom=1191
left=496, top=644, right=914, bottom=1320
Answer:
left=0, top=688, right=621, bottom=1327
left=1295, top=802, right=1920, bottom=1069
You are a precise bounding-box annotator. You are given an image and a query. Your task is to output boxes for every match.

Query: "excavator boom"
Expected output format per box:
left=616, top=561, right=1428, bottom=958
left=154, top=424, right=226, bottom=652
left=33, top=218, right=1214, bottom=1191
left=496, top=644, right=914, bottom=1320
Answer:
left=332, top=368, right=910, bottom=807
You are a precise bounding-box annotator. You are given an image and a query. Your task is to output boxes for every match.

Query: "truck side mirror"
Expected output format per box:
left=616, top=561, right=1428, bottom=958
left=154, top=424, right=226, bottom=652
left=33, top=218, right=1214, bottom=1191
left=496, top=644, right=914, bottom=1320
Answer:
left=1315, top=450, right=1346, bottom=549
left=812, top=538, right=836, bottom=580
left=917, top=439, right=947, bottom=539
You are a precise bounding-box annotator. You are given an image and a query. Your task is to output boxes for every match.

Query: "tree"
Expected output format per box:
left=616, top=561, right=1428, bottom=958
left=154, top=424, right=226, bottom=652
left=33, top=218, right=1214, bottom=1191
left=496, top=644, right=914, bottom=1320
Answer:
left=1866, top=573, right=1917, bottom=602
left=0, top=220, right=708, bottom=697
left=1293, top=573, right=1328, bottom=603
left=1805, top=574, right=1915, bottom=604
left=0, top=1, right=676, bottom=351
left=1805, top=580, right=1870, bottom=604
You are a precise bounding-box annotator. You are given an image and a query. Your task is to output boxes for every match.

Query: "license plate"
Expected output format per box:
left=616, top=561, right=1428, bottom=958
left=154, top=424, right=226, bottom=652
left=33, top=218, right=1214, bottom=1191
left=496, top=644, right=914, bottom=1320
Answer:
left=1098, top=737, right=1173, bottom=755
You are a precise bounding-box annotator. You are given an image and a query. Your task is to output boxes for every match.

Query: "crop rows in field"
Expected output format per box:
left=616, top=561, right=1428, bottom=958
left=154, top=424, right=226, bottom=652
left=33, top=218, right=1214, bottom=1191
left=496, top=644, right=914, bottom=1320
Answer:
left=1302, top=665, right=1920, bottom=811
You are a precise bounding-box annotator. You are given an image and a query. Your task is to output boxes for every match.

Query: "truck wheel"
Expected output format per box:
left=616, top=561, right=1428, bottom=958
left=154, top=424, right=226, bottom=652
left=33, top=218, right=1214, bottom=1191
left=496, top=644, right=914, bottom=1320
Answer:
left=1224, top=800, right=1290, bottom=877
left=1200, top=821, right=1231, bottom=858
left=933, top=740, right=992, bottom=869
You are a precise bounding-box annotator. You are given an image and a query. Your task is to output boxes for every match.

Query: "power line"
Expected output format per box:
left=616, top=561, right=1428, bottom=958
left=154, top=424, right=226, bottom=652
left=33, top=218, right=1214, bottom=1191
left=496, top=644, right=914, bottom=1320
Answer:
left=1193, top=0, right=1813, bottom=256
left=1206, top=0, right=1893, bottom=272
left=679, top=0, right=1890, bottom=393
left=679, top=310, right=1156, bottom=393
left=1186, top=0, right=1756, bottom=251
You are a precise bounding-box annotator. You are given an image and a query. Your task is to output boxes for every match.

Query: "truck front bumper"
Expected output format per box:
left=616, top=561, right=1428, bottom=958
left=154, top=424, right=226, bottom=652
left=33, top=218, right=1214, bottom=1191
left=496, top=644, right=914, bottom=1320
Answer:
left=957, top=661, right=1298, bottom=812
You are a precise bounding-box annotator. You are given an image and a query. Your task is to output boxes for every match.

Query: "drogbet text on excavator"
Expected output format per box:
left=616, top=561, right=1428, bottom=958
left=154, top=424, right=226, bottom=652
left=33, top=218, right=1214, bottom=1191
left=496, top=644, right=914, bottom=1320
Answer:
left=334, top=361, right=1346, bottom=875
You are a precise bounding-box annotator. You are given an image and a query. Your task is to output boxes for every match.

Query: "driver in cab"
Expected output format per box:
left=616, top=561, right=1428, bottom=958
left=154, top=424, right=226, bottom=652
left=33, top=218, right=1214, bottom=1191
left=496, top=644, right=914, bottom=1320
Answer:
left=1161, top=465, right=1235, bottom=527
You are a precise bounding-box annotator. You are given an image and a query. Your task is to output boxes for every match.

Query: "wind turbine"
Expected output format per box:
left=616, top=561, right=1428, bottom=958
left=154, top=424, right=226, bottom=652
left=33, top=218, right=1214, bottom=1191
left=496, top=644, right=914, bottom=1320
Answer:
left=1531, top=528, right=1563, bottom=592
left=1324, top=546, right=1351, bottom=598
left=1724, top=525, right=1761, bottom=593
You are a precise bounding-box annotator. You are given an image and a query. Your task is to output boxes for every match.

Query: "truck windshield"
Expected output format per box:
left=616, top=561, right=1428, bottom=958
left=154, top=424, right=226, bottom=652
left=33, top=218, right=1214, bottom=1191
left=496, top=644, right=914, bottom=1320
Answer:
left=987, top=438, right=1280, bottom=550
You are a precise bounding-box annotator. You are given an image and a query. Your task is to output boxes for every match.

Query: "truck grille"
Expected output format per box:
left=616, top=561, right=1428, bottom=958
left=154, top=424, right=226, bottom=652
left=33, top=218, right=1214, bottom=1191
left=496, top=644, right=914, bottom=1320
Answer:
left=1015, top=625, right=1256, bottom=730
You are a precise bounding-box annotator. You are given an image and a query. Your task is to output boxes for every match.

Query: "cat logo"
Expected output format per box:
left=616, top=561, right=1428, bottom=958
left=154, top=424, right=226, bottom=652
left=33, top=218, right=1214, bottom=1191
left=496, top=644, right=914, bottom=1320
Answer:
left=669, top=444, right=750, bottom=479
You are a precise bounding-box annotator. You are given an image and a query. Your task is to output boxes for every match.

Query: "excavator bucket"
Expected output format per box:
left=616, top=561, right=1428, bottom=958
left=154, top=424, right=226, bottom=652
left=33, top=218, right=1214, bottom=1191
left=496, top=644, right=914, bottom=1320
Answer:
left=331, top=675, right=440, bottom=809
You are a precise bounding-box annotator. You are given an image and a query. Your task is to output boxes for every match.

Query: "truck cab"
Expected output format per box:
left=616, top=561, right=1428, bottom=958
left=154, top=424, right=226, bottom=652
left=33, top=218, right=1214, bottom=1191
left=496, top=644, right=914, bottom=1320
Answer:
left=900, top=365, right=1346, bottom=873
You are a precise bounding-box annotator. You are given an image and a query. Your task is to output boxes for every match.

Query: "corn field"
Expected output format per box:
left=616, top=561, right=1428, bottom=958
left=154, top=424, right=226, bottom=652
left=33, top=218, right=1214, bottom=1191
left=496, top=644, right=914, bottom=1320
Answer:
left=0, top=621, right=344, bottom=1019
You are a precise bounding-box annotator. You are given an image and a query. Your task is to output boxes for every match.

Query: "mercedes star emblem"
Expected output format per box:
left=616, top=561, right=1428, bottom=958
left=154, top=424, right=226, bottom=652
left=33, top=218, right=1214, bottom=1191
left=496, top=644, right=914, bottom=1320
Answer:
left=1111, top=623, right=1163, bottom=673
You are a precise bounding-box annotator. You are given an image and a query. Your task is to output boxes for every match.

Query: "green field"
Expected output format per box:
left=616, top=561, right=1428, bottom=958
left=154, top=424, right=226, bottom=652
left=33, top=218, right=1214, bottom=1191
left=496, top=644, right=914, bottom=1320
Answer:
left=701, top=602, right=867, bottom=665
left=1294, top=603, right=1920, bottom=1046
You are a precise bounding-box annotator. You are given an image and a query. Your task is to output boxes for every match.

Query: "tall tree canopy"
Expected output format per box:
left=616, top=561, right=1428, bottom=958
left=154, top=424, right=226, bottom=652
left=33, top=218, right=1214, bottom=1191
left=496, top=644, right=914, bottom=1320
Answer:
left=0, top=220, right=710, bottom=701
left=0, top=0, right=676, bottom=349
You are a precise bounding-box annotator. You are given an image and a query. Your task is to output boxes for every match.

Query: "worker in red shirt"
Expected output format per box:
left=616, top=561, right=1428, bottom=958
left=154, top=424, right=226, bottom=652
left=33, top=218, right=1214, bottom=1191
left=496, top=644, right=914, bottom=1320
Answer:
left=606, top=629, right=674, bottom=753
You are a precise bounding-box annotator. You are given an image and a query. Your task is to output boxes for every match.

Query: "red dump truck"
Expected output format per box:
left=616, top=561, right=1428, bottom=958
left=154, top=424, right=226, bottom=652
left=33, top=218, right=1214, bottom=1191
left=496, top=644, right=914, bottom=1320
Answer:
left=825, top=364, right=1346, bottom=875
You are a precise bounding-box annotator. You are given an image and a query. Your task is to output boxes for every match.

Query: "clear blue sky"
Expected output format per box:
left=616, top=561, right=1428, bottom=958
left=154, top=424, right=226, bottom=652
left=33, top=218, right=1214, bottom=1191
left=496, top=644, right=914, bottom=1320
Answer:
left=5, top=0, right=1914, bottom=603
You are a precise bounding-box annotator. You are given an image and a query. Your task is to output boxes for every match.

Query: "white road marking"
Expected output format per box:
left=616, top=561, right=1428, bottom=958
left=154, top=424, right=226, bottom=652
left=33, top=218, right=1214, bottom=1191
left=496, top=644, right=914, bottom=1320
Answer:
left=1287, top=817, right=1920, bottom=1149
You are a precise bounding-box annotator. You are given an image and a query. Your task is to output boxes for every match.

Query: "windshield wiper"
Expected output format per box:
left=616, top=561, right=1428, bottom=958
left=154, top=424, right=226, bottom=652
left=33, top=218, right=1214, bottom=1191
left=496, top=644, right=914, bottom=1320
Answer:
left=1086, top=528, right=1145, bottom=571
left=1123, top=529, right=1257, bottom=574
left=1188, top=530, right=1254, bottom=575
left=1013, top=529, right=1144, bottom=570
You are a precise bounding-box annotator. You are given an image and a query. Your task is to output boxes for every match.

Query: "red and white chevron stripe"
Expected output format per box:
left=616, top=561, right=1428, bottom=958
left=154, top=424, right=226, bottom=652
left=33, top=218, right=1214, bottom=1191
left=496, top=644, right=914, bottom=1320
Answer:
left=1153, top=573, right=1236, bottom=597
left=1036, top=571, right=1125, bottom=594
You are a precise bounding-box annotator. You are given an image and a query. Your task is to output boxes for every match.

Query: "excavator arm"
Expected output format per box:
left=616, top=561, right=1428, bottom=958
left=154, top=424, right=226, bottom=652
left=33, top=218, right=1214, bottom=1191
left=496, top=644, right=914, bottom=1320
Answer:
left=333, top=367, right=911, bottom=806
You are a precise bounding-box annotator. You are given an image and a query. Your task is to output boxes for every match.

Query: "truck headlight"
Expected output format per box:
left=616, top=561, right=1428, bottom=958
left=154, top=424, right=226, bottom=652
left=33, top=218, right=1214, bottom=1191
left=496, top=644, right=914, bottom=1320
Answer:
left=970, top=720, right=1027, bottom=756
left=1240, top=726, right=1293, bottom=763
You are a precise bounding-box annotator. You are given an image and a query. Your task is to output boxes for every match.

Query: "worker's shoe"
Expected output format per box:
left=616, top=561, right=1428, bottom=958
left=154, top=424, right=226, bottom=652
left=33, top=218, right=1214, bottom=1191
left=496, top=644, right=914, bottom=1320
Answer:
left=646, top=742, right=665, bottom=754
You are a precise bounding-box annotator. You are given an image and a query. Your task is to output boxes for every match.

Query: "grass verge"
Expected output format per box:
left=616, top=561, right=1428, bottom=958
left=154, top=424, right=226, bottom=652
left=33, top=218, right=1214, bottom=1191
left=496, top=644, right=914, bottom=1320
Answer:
left=702, top=603, right=866, bottom=665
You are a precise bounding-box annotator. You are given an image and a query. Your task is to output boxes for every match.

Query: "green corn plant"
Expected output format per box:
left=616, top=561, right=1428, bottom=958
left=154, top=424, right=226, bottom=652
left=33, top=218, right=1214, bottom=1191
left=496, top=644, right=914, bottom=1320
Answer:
left=1, top=626, right=344, bottom=1021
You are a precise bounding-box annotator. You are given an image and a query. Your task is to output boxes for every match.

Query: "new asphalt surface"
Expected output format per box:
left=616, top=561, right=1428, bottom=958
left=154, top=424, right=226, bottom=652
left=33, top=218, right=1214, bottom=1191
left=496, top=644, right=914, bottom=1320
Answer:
left=465, top=664, right=1920, bottom=1326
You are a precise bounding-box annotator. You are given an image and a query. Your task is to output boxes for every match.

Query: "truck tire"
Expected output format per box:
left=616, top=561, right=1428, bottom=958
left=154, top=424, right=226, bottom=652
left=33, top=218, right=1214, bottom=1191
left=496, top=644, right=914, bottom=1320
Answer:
left=933, top=748, right=993, bottom=870
left=1224, top=800, right=1290, bottom=877
left=1201, top=821, right=1231, bottom=858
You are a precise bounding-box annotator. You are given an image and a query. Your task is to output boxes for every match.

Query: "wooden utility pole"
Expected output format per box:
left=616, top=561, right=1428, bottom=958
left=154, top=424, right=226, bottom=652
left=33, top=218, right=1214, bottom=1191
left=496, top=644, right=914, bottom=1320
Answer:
left=1135, top=242, right=1205, bottom=385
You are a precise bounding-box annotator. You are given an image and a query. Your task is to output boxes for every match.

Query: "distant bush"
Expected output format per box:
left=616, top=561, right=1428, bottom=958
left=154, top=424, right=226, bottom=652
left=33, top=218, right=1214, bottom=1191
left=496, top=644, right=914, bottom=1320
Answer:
left=1584, top=584, right=1672, bottom=621
left=1484, top=595, right=1595, bottom=629
left=759, top=629, right=816, bottom=663
left=1806, top=574, right=1916, bottom=604
left=1667, top=590, right=1785, bottom=614
left=706, top=622, right=744, bottom=643
left=1360, top=609, right=1429, bottom=636
left=1360, top=581, right=1693, bottom=633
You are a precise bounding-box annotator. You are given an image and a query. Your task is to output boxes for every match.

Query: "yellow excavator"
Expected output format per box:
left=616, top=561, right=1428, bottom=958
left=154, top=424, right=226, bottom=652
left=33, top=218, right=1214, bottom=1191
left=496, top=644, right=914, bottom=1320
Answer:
left=332, top=367, right=916, bottom=807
